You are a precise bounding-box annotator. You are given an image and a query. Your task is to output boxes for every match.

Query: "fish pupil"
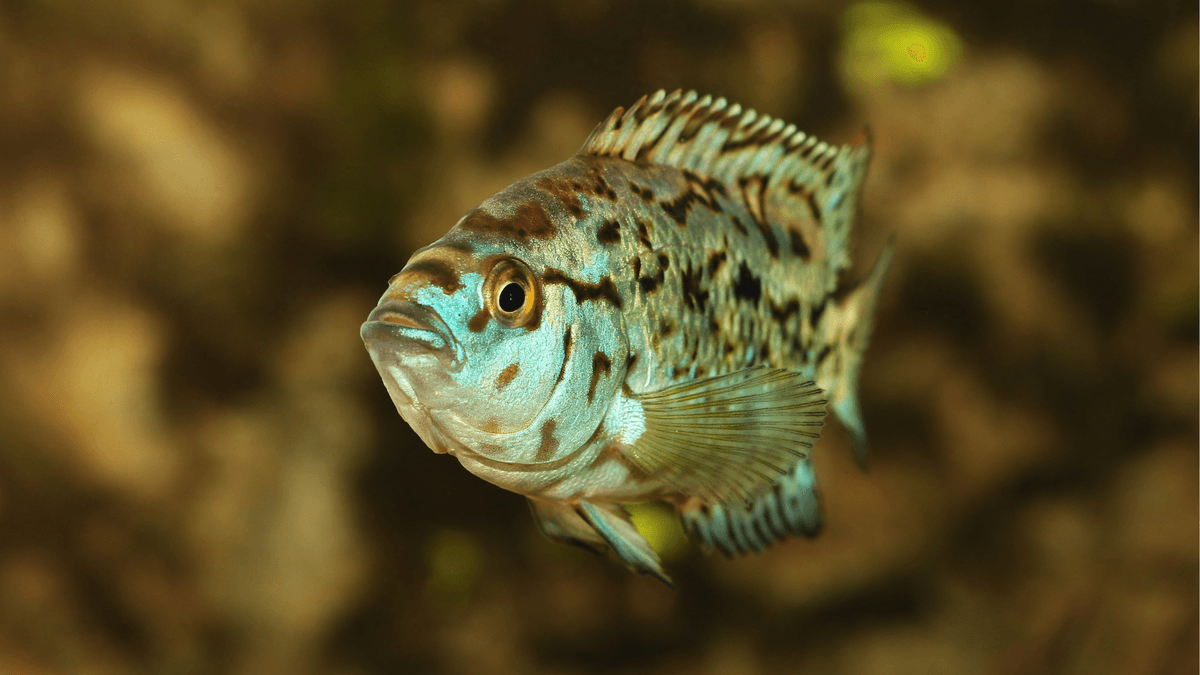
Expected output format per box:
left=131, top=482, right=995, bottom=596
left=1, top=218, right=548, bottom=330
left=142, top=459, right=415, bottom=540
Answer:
left=499, top=283, right=525, bottom=312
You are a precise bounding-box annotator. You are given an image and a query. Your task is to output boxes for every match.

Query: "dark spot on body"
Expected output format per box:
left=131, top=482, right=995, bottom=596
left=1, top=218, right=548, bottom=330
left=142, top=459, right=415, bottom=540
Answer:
left=788, top=227, right=811, bottom=259
left=810, top=299, right=826, bottom=328
left=639, top=275, right=660, bottom=294
left=681, top=263, right=710, bottom=313
left=816, top=345, right=832, bottom=365
left=596, top=219, right=621, bottom=244
left=588, top=351, right=612, bottom=403
left=629, top=182, right=654, bottom=202
left=468, top=307, right=490, bottom=333
left=543, top=269, right=624, bottom=308
left=495, top=363, right=520, bottom=390
left=806, top=193, right=822, bottom=222
left=730, top=216, right=748, bottom=235
left=707, top=251, right=727, bottom=276
left=770, top=299, right=801, bottom=325
left=659, top=318, right=676, bottom=337
left=660, top=184, right=717, bottom=226
left=734, top=262, right=762, bottom=304
left=656, top=253, right=670, bottom=270
left=757, top=223, right=780, bottom=258
left=536, top=419, right=559, bottom=461
left=535, top=177, right=586, bottom=218
left=404, top=259, right=463, bottom=294
left=632, top=256, right=642, bottom=278
left=636, top=220, right=653, bottom=248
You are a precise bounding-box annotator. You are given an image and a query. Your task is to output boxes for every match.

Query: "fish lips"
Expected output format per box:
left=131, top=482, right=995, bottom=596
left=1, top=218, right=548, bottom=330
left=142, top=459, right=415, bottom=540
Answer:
left=361, top=301, right=466, bottom=372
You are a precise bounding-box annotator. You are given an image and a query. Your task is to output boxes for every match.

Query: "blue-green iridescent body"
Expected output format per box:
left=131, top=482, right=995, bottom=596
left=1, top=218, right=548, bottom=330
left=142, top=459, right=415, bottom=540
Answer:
left=362, top=90, right=892, bottom=585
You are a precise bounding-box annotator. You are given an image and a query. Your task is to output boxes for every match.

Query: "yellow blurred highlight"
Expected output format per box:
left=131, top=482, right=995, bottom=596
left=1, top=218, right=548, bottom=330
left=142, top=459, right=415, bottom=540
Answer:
left=626, top=502, right=689, bottom=562
left=425, top=530, right=484, bottom=603
left=840, top=1, right=964, bottom=88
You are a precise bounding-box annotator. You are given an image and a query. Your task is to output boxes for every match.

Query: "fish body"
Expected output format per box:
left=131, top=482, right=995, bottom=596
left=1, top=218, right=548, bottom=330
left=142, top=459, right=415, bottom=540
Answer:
left=362, top=90, right=892, bottom=585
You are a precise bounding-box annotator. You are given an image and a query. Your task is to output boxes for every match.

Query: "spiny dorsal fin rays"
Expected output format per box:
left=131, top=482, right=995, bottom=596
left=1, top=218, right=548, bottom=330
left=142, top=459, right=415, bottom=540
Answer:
left=578, top=89, right=872, bottom=273
left=624, top=366, right=827, bottom=506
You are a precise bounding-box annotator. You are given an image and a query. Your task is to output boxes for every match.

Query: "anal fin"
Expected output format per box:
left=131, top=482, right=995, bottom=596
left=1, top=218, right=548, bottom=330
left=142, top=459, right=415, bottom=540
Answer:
left=679, top=457, right=822, bottom=557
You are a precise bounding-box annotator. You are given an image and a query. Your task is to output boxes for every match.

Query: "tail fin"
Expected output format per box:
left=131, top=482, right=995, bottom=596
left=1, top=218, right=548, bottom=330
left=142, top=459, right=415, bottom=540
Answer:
left=822, top=240, right=894, bottom=469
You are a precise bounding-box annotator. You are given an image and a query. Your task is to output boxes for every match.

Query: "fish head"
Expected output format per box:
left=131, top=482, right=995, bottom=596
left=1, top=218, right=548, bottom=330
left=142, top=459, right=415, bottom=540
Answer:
left=363, top=170, right=629, bottom=470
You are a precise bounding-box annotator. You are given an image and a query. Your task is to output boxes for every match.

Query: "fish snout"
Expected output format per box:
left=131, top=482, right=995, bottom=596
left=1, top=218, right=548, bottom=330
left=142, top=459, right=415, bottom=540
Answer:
left=361, top=299, right=464, bottom=371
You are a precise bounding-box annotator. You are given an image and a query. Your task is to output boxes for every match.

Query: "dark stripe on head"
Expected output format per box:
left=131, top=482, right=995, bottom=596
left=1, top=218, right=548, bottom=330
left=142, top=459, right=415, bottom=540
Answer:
left=788, top=227, right=811, bottom=259
left=495, top=363, right=520, bottom=390
left=543, top=269, right=623, bottom=309
left=596, top=219, right=621, bottom=244
left=458, top=201, right=557, bottom=240
left=587, top=351, right=612, bottom=404
left=536, top=419, right=559, bottom=461
left=403, top=259, right=463, bottom=294
left=468, top=307, right=490, bottom=333
left=554, top=327, right=574, bottom=387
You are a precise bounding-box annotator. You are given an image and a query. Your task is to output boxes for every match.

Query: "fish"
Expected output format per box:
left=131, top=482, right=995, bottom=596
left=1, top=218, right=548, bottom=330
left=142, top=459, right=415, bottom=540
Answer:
left=361, top=89, right=893, bottom=587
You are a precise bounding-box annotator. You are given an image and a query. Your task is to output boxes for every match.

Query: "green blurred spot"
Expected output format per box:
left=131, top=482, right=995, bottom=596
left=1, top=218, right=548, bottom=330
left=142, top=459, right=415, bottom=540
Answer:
left=626, top=501, right=689, bottom=562
left=840, top=1, right=964, bottom=88
left=425, top=529, right=484, bottom=602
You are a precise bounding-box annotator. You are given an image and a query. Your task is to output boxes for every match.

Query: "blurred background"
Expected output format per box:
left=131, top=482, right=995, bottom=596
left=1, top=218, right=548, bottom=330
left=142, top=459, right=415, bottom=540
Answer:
left=0, top=0, right=1196, bottom=673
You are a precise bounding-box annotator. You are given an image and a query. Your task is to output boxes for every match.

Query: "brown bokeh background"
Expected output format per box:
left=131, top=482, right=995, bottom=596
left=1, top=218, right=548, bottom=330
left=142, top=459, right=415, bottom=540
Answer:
left=0, top=0, right=1196, bottom=673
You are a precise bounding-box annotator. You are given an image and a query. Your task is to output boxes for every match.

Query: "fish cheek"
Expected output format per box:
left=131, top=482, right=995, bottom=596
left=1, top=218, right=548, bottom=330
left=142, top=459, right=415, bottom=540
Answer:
left=461, top=315, right=567, bottom=434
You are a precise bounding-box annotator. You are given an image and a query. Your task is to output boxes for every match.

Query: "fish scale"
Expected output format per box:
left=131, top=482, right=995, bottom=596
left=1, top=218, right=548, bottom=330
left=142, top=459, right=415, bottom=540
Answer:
left=361, top=89, right=893, bottom=586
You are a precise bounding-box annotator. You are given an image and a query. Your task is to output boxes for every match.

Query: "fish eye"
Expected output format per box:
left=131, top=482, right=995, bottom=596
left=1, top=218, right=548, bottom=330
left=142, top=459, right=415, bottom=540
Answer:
left=484, top=258, right=540, bottom=329
left=498, top=283, right=525, bottom=312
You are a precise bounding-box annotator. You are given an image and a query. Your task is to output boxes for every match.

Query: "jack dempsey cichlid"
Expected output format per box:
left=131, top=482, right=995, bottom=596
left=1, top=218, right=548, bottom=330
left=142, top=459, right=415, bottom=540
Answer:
left=361, top=89, right=893, bottom=586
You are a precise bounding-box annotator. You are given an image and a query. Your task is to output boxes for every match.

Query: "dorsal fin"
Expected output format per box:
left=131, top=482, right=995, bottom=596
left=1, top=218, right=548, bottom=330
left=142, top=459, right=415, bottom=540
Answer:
left=579, top=89, right=872, bottom=272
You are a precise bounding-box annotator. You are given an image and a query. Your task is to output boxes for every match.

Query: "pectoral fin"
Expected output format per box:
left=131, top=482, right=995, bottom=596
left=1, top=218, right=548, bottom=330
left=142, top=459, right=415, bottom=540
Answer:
left=575, top=501, right=674, bottom=588
left=625, top=367, right=826, bottom=506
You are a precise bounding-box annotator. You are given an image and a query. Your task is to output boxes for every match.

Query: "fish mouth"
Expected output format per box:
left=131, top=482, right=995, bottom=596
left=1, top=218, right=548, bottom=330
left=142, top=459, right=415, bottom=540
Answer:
left=361, top=301, right=465, bottom=372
